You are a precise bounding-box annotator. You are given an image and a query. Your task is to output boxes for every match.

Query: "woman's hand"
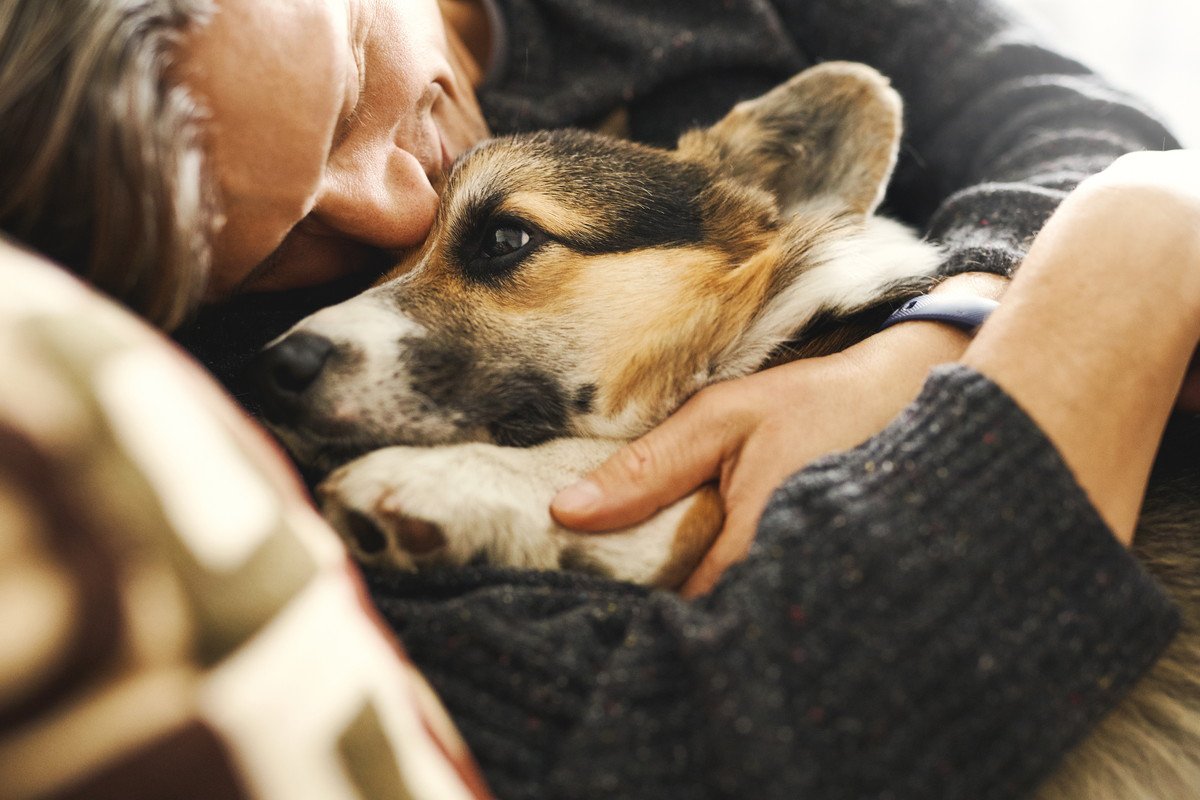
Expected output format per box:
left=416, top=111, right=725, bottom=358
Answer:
left=551, top=273, right=1007, bottom=597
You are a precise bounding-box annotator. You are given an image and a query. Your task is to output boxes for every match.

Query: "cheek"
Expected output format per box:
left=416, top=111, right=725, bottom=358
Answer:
left=186, top=0, right=350, bottom=294
left=236, top=234, right=386, bottom=294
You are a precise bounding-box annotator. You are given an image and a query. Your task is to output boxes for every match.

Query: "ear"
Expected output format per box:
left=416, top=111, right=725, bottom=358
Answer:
left=677, top=61, right=902, bottom=217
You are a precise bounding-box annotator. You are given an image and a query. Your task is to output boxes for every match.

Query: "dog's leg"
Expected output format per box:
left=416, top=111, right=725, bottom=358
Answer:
left=318, top=438, right=722, bottom=588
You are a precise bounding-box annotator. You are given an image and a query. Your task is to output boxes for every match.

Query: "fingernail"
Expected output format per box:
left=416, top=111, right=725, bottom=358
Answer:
left=552, top=479, right=604, bottom=514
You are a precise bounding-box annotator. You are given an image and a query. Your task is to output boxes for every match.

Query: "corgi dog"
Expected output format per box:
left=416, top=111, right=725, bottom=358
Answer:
left=253, top=62, right=939, bottom=581
left=251, top=63, right=1200, bottom=799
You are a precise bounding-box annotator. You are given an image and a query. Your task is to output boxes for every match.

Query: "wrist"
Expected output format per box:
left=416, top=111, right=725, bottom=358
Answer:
left=878, top=318, right=971, bottom=358
left=855, top=315, right=971, bottom=392
left=929, top=271, right=1009, bottom=301
left=837, top=273, right=1009, bottom=415
left=868, top=272, right=1007, bottom=366
left=957, top=192, right=1199, bottom=542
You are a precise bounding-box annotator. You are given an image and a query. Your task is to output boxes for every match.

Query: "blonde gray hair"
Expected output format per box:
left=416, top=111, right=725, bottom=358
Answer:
left=0, top=0, right=216, bottom=330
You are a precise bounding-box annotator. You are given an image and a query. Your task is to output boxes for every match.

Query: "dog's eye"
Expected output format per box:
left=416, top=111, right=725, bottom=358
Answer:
left=483, top=225, right=530, bottom=258
left=466, top=219, right=545, bottom=283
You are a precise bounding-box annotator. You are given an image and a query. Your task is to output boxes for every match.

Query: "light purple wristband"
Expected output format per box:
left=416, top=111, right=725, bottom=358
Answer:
left=880, top=294, right=1000, bottom=333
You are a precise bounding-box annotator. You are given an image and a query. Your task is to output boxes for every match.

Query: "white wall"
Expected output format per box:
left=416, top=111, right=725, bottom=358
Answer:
left=1000, top=0, right=1198, bottom=146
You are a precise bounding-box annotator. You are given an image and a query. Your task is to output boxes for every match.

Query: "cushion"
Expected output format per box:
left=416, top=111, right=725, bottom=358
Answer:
left=0, top=238, right=493, bottom=800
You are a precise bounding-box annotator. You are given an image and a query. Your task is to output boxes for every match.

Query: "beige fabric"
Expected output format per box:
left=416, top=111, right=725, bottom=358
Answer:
left=0, top=239, right=492, bottom=800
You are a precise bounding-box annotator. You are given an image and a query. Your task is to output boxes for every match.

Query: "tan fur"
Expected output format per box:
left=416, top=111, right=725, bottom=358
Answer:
left=677, top=62, right=901, bottom=217
left=649, top=485, right=725, bottom=590
left=378, top=235, right=436, bottom=284
left=592, top=246, right=760, bottom=415
left=500, top=190, right=611, bottom=241
left=695, top=179, right=781, bottom=262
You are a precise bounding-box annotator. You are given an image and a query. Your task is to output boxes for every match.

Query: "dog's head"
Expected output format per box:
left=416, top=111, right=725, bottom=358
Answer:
left=252, top=62, right=939, bottom=471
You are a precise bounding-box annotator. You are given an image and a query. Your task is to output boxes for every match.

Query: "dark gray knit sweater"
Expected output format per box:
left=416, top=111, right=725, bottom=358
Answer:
left=368, top=368, right=1177, bottom=800
left=175, top=1, right=1182, bottom=797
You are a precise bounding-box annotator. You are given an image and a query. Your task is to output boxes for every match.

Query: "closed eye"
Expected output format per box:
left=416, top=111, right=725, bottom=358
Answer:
left=465, top=217, right=547, bottom=284
left=332, top=14, right=367, bottom=152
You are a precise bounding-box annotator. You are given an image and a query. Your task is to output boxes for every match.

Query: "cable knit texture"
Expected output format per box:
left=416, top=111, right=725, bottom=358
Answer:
left=369, top=367, right=1177, bottom=799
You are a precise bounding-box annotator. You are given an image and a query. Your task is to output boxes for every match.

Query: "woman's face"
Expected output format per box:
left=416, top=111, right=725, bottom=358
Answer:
left=180, top=0, right=489, bottom=298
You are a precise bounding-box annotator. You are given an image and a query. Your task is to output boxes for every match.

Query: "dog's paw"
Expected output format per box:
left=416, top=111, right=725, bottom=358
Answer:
left=318, top=442, right=581, bottom=572
left=318, top=438, right=724, bottom=588
left=319, top=467, right=449, bottom=568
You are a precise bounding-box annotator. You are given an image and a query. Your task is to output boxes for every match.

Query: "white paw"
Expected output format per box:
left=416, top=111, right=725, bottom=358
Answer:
left=319, top=440, right=605, bottom=572
left=318, top=438, right=721, bottom=587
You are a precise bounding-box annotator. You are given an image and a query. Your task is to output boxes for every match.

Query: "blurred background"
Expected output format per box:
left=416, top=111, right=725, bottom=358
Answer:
left=1001, top=0, right=1198, bottom=146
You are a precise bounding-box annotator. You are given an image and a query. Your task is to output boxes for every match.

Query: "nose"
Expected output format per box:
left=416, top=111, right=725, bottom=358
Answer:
left=251, top=332, right=335, bottom=424
left=315, top=143, right=440, bottom=249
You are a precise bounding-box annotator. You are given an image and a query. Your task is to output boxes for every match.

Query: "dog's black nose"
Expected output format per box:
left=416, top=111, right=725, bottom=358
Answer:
left=251, top=332, right=334, bottom=424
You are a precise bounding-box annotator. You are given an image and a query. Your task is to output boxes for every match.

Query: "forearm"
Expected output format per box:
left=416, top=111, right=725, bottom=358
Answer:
left=962, top=157, right=1200, bottom=540
left=856, top=153, right=1200, bottom=542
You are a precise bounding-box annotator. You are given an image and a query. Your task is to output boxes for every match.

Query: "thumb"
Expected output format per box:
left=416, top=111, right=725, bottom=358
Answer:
left=551, top=401, right=730, bottom=531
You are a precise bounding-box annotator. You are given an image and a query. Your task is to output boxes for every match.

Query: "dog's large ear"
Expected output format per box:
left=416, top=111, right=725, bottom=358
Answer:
left=677, top=62, right=902, bottom=217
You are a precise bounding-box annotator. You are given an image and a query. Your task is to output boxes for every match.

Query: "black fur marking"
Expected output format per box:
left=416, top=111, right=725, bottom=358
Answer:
left=469, top=131, right=712, bottom=259
left=401, top=333, right=568, bottom=447
left=403, top=334, right=477, bottom=407
left=559, top=542, right=616, bottom=578
left=574, top=384, right=596, bottom=414
left=538, top=131, right=710, bottom=254
left=487, top=369, right=569, bottom=447
left=451, top=189, right=505, bottom=262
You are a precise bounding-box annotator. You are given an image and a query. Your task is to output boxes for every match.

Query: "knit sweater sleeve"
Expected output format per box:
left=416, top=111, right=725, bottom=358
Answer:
left=772, top=0, right=1181, bottom=277
left=370, top=365, right=1178, bottom=800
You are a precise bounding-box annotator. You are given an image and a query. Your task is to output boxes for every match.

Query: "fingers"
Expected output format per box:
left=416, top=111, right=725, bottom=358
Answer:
left=551, top=393, right=737, bottom=531
left=679, top=503, right=759, bottom=598
left=679, top=463, right=783, bottom=598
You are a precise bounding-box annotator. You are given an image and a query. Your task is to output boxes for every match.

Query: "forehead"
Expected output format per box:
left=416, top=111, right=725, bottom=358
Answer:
left=442, top=131, right=714, bottom=253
